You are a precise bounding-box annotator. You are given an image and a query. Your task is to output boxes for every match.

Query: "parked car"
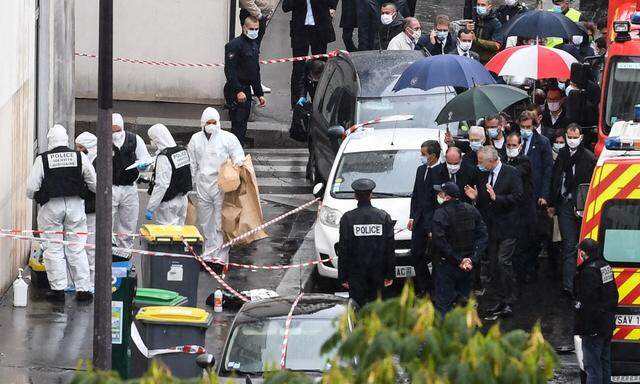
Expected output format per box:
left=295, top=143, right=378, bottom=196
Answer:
left=307, top=50, right=456, bottom=184
left=216, top=294, right=356, bottom=382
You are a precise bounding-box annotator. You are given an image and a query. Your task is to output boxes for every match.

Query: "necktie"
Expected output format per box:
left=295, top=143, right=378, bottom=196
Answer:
left=424, top=166, right=429, bottom=181
left=523, top=138, right=529, bottom=154
left=489, top=171, right=494, bottom=186
left=451, top=173, right=456, bottom=183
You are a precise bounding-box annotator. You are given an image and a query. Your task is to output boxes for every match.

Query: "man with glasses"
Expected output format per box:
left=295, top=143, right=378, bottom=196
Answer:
left=387, top=17, right=422, bottom=50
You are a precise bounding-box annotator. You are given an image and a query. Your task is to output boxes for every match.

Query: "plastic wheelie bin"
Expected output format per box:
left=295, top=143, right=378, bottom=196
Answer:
left=139, top=225, right=203, bottom=306
left=130, top=306, right=212, bottom=378
left=134, top=288, right=188, bottom=309
left=112, top=261, right=137, bottom=379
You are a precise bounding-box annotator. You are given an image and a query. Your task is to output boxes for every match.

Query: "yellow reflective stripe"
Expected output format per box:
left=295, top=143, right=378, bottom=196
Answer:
left=618, top=273, right=640, bottom=303
left=591, top=166, right=603, bottom=188
left=594, top=165, right=640, bottom=215
left=600, top=163, right=617, bottom=183
left=589, top=225, right=599, bottom=240
left=626, top=328, right=640, bottom=340
left=565, top=8, right=581, bottom=22
left=628, top=189, right=640, bottom=199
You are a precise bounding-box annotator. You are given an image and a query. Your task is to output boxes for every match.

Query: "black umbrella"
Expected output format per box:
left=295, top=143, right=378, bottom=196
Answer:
left=435, top=84, right=529, bottom=124
left=499, top=10, right=583, bottom=41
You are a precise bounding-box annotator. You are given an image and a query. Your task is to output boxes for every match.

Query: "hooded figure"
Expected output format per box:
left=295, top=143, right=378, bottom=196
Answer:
left=188, top=107, right=245, bottom=266
left=26, top=125, right=97, bottom=301
left=145, top=124, right=192, bottom=225
left=111, top=113, right=151, bottom=249
left=74, top=131, right=98, bottom=285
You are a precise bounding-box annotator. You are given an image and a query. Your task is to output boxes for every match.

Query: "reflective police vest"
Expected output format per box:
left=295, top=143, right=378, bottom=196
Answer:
left=546, top=8, right=582, bottom=48
left=113, top=131, right=139, bottom=186
left=151, top=146, right=193, bottom=202
left=35, top=147, right=84, bottom=205
left=444, top=201, right=476, bottom=258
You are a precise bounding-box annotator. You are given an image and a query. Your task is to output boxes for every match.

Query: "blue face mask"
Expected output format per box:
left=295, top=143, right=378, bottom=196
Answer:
left=552, top=4, right=562, bottom=13
left=470, top=141, right=483, bottom=152
left=420, top=156, right=429, bottom=165
left=476, top=6, right=488, bottom=16
left=437, top=31, right=449, bottom=41
left=477, top=164, right=488, bottom=172
left=520, top=128, right=533, bottom=139
left=487, top=128, right=499, bottom=139
left=558, top=82, right=566, bottom=91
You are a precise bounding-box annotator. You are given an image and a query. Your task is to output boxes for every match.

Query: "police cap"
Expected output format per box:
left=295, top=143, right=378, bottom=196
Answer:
left=434, top=182, right=460, bottom=198
left=351, top=178, right=376, bottom=193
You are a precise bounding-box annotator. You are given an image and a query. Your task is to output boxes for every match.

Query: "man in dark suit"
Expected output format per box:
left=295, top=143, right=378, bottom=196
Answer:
left=453, top=28, right=480, bottom=60
left=408, top=140, right=441, bottom=296
left=541, top=88, right=570, bottom=133
left=548, top=123, right=596, bottom=297
left=430, top=146, right=477, bottom=204
left=518, top=111, right=553, bottom=282
left=418, top=15, right=457, bottom=55
left=339, top=0, right=358, bottom=52
left=464, top=145, right=523, bottom=318
left=283, top=0, right=337, bottom=108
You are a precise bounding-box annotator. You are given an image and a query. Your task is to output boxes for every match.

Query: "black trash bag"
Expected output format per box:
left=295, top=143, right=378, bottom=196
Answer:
left=289, top=101, right=312, bottom=142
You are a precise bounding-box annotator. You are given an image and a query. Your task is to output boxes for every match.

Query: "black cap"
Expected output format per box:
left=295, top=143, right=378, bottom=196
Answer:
left=433, top=182, right=461, bottom=198
left=351, top=178, right=376, bottom=193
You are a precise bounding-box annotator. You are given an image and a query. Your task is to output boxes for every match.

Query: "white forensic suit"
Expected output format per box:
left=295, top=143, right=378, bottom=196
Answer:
left=26, top=125, right=97, bottom=292
left=146, top=124, right=192, bottom=225
left=188, top=107, right=245, bottom=262
left=74, top=131, right=98, bottom=287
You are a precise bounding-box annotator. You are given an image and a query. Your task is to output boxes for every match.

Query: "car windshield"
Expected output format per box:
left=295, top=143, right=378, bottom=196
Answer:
left=604, top=57, right=640, bottom=134
left=222, top=319, right=336, bottom=375
left=601, top=200, right=640, bottom=264
left=331, top=150, right=420, bottom=198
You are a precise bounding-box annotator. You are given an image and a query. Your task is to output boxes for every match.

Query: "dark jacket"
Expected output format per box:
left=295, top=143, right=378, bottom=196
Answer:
left=541, top=107, right=570, bottom=132
left=472, top=11, right=502, bottom=63
left=378, top=13, right=404, bottom=50
left=549, top=145, right=596, bottom=208
left=418, top=32, right=457, bottom=56
left=409, top=164, right=437, bottom=229
left=506, top=154, right=535, bottom=228
left=224, top=35, right=263, bottom=97
left=574, top=256, right=619, bottom=336
left=430, top=162, right=478, bottom=204
left=523, top=130, right=554, bottom=201
left=282, top=0, right=338, bottom=48
left=495, top=2, right=527, bottom=24
left=474, top=162, right=524, bottom=239
left=339, top=0, right=357, bottom=28
left=432, top=199, right=488, bottom=265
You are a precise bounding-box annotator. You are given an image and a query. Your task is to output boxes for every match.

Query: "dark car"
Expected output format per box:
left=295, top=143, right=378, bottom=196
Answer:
left=307, top=50, right=456, bottom=184
left=216, top=294, right=356, bottom=382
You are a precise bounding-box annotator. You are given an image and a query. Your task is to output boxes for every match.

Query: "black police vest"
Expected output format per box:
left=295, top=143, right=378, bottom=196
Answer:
left=586, top=259, right=619, bottom=314
left=444, top=201, right=476, bottom=257
left=152, top=146, right=192, bottom=202
left=113, top=131, right=139, bottom=186
left=36, top=147, right=84, bottom=205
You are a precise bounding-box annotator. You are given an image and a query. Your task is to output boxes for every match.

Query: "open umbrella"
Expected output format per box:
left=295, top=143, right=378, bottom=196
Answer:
left=435, top=84, right=528, bottom=124
left=392, top=54, right=495, bottom=92
left=499, top=10, right=584, bottom=41
left=486, top=44, right=578, bottom=80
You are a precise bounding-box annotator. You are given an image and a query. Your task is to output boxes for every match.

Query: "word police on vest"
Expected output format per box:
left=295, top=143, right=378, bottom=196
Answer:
left=171, top=151, right=190, bottom=168
left=47, top=152, right=78, bottom=168
left=353, top=224, right=383, bottom=237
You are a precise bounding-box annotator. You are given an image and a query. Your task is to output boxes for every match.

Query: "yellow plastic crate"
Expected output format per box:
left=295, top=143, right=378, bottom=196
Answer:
left=140, top=225, right=202, bottom=244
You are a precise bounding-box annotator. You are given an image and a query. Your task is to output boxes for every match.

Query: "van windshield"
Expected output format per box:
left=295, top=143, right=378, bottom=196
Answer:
left=601, top=200, right=640, bottom=264
left=604, top=57, right=640, bottom=134
left=331, top=150, right=420, bottom=199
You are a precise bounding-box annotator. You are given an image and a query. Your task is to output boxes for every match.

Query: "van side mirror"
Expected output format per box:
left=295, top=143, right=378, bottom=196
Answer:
left=313, top=183, right=325, bottom=198
left=575, top=183, right=590, bottom=213
left=328, top=125, right=345, bottom=138
left=196, top=354, right=215, bottom=371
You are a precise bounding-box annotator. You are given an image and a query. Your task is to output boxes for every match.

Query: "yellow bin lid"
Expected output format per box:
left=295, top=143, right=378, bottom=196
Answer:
left=140, top=225, right=203, bottom=243
left=135, top=306, right=212, bottom=327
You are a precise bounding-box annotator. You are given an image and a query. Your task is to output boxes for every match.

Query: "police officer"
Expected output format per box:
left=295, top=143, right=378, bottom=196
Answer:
left=336, top=179, right=395, bottom=307
left=431, top=182, right=488, bottom=316
left=574, top=239, right=618, bottom=384
left=224, top=15, right=267, bottom=145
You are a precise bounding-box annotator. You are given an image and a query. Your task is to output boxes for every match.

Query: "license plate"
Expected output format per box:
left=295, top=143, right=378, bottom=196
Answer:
left=616, top=314, right=640, bottom=326
left=612, top=376, right=640, bottom=383
left=395, top=266, right=415, bottom=278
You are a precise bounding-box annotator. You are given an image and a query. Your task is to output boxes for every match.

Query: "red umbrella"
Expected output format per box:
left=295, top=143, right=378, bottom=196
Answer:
left=485, top=44, right=578, bottom=80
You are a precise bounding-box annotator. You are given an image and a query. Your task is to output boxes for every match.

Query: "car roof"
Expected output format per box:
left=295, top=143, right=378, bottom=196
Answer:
left=336, top=50, right=424, bottom=98
left=343, top=127, right=441, bottom=153
left=234, top=294, right=350, bottom=323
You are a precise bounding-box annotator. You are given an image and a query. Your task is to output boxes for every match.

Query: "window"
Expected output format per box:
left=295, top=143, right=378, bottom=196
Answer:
left=601, top=200, right=640, bottom=264
left=604, top=57, right=640, bottom=135
left=321, top=68, right=344, bottom=123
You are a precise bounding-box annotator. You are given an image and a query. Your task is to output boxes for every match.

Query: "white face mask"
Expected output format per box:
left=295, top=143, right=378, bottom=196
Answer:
left=572, top=35, right=584, bottom=45
left=553, top=142, right=565, bottom=152
left=567, top=137, right=582, bottom=149
left=447, top=163, right=461, bottom=174
left=548, top=101, right=561, bottom=112
left=205, top=123, right=220, bottom=134
left=411, top=29, right=421, bottom=41
left=245, top=29, right=259, bottom=40
left=381, top=14, right=394, bottom=25
left=506, top=146, right=521, bottom=158
left=112, top=130, right=125, bottom=142
left=437, top=195, right=446, bottom=205
left=459, top=40, right=473, bottom=51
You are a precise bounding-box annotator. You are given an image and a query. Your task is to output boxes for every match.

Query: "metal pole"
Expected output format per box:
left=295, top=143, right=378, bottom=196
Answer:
left=94, top=0, right=113, bottom=370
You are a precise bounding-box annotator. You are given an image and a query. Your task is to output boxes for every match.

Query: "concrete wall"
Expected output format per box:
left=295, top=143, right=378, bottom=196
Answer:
left=0, top=0, right=36, bottom=291
left=75, top=0, right=232, bottom=104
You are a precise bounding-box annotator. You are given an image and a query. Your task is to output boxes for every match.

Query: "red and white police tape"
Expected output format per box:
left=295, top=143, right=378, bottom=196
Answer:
left=131, top=321, right=206, bottom=358
left=280, top=292, right=304, bottom=369
left=75, top=50, right=347, bottom=69
left=0, top=228, right=139, bottom=238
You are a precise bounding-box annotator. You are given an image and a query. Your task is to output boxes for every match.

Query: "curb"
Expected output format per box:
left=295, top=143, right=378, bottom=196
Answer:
left=276, top=230, right=316, bottom=297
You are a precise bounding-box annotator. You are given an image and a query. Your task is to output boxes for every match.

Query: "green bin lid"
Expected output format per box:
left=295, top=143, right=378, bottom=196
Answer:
left=135, top=306, right=212, bottom=327
left=134, top=288, right=188, bottom=307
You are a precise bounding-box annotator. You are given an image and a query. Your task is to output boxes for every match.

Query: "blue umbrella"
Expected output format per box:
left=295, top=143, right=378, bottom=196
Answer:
left=392, top=54, right=496, bottom=93
left=499, top=10, right=583, bottom=41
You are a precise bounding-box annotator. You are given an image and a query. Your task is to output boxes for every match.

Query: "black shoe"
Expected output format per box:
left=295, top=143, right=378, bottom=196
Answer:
left=496, top=304, right=513, bottom=317
left=76, top=291, right=94, bottom=302
left=47, top=290, right=66, bottom=302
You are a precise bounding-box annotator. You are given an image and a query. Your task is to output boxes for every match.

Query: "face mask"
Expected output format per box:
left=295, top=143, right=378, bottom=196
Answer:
left=477, top=164, right=488, bottom=172
left=420, top=156, right=429, bottom=165
left=437, top=31, right=448, bottom=41
left=567, top=137, right=582, bottom=149
left=476, top=6, right=488, bottom=16
left=552, top=4, right=562, bottom=13
left=487, top=128, right=499, bottom=139
left=548, top=101, right=561, bottom=112
left=112, top=130, right=125, bottom=142
left=470, top=141, right=483, bottom=152
left=381, top=14, right=394, bottom=25
left=520, top=128, right=533, bottom=139
left=412, top=30, right=422, bottom=41
left=204, top=123, right=220, bottom=134
left=558, top=82, right=566, bottom=91
left=437, top=195, right=446, bottom=205
left=572, top=35, right=584, bottom=45
left=553, top=142, right=565, bottom=152
left=505, top=0, right=517, bottom=5
left=459, top=41, right=472, bottom=51
left=506, top=146, right=521, bottom=158
left=565, top=84, right=577, bottom=96
left=245, top=29, right=259, bottom=40
left=447, top=163, right=461, bottom=174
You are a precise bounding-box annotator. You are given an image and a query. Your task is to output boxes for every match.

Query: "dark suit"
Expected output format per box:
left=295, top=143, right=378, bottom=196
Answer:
left=416, top=33, right=457, bottom=56
left=541, top=108, right=571, bottom=133
left=339, top=0, right=358, bottom=52
left=283, top=0, right=337, bottom=107
left=506, top=154, right=535, bottom=284
left=408, top=164, right=437, bottom=294
left=430, top=162, right=477, bottom=204
left=474, top=162, right=523, bottom=305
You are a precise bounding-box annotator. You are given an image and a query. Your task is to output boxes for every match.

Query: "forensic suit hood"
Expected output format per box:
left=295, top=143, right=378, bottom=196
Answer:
left=75, top=132, right=98, bottom=163
left=112, top=113, right=124, bottom=130
left=47, top=124, right=69, bottom=150
left=200, top=107, right=221, bottom=130
left=148, top=124, right=176, bottom=153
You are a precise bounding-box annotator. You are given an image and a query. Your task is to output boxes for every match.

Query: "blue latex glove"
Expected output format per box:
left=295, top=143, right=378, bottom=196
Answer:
left=145, top=210, right=153, bottom=220
left=137, top=163, right=148, bottom=171
left=296, top=97, right=306, bottom=106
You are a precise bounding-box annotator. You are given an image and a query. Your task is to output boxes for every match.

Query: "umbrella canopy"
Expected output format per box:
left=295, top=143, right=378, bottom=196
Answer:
left=485, top=44, right=578, bottom=80
left=392, top=54, right=495, bottom=92
left=499, top=10, right=584, bottom=41
left=435, top=84, right=529, bottom=124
